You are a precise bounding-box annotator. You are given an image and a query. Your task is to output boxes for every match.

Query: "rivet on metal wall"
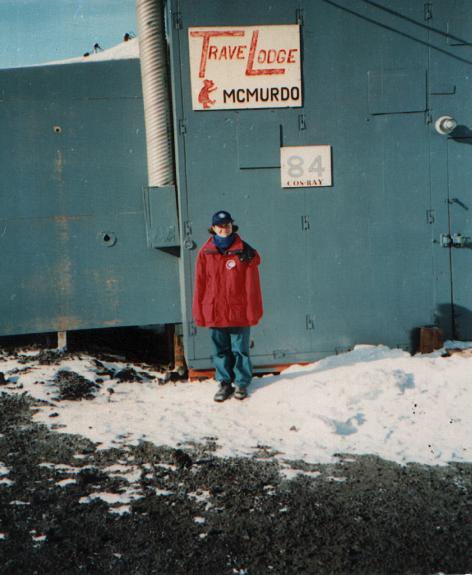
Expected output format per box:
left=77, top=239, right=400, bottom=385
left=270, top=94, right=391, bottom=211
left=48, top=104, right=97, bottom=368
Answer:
left=53, top=125, right=62, bottom=134
left=100, top=231, right=117, bottom=247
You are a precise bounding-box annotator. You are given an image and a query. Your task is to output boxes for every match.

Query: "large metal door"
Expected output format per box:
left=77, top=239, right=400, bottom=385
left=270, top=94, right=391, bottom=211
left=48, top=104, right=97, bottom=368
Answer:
left=447, top=137, right=472, bottom=339
left=429, top=1, right=472, bottom=339
left=168, top=0, right=311, bottom=369
left=168, top=0, right=472, bottom=369
left=448, top=138, right=472, bottom=340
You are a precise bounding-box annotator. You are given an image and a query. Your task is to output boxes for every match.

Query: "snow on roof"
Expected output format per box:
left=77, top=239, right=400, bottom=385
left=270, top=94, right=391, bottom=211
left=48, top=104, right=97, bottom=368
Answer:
left=42, top=37, right=140, bottom=67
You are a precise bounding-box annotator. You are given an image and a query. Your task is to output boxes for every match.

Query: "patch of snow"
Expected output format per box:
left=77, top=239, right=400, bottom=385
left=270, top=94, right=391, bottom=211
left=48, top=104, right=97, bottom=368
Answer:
left=38, top=462, right=82, bottom=473
left=30, top=531, right=47, bottom=543
left=104, top=464, right=141, bottom=483
left=188, top=490, right=212, bottom=511
left=0, top=478, right=15, bottom=487
left=188, top=490, right=211, bottom=504
left=0, top=533, right=7, bottom=540
left=279, top=466, right=321, bottom=481
left=9, top=500, right=30, bottom=506
left=154, top=463, right=177, bottom=471
left=56, top=478, right=77, bottom=488
left=80, top=487, right=142, bottom=506
left=154, top=488, right=174, bottom=497
left=109, top=505, right=131, bottom=515
left=3, top=343, right=472, bottom=466
left=193, top=516, right=206, bottom=524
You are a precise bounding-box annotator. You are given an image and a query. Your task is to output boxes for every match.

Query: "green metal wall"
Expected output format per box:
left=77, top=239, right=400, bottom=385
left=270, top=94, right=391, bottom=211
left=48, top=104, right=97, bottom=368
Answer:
left=0, top=60, right=180, bottom=335
left=2, top=0, right=472, bottom=370
left=166, top=0, right=472, bottom=368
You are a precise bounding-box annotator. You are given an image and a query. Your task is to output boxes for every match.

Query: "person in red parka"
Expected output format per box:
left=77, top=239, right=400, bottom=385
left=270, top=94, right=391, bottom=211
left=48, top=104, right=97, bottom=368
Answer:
left=192, top=210, right=263, bottom=401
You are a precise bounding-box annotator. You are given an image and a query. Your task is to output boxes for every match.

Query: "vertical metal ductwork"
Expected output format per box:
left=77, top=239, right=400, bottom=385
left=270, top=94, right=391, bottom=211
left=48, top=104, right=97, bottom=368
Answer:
left=136, top=0, right=174, bottom=187
left=137, top=0, right=179, bottom=251
left=137, top=0, right=184, bottom=375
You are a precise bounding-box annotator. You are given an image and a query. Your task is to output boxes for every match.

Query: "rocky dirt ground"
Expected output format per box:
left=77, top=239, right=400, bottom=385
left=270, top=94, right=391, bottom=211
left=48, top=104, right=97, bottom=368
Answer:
left=0, top=350, right=472, bottom=574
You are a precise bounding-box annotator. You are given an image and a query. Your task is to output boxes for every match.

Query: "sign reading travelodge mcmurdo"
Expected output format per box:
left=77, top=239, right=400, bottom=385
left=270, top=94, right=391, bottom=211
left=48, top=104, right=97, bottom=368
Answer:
left=188, top=25, right=302, bottom=110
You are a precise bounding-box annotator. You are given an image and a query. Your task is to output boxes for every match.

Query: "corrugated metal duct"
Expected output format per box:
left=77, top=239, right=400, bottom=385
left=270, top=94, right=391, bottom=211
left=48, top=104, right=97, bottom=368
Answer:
left=136, top=0, right=174, bottom=187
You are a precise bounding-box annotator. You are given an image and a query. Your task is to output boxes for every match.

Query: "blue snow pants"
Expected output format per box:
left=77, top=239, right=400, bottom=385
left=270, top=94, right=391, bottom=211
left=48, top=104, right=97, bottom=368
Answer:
left=210, top=327, right=252, bottom=388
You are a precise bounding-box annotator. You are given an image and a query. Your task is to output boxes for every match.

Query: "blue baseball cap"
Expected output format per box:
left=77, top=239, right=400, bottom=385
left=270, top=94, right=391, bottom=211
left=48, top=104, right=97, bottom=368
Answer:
left=212, top=210, right=234, bottom=225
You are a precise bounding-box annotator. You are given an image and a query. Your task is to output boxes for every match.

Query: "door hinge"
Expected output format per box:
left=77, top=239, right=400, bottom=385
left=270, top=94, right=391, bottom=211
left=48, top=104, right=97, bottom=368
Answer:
left=183, top=221, right=192, bottom=236
left=296, top=8, right=304, bottom=26
left=183, top=220, right=195, bottom=250
left=425, top=111, right=433, bottom=125
left=426, top=209, right=435, bottom=224
left=301, top=215, right=310, bottom=231
left=173, top=11, right=182, bottom=29
left=306, top=315, right=315, bottom=330
left=298, top=114, right=307, bottom=131
left=188, top=321, right=197, bottom=336
left=179, top=119, right=187, bottom=135
left=424, top=3, right=432, bottom=21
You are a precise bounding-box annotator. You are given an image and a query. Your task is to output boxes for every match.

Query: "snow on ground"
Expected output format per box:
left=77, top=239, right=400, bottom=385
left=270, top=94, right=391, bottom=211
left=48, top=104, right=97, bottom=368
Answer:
left=0, top=462, right=14, bottom=487
left=1, top=342, right=472, bottom=466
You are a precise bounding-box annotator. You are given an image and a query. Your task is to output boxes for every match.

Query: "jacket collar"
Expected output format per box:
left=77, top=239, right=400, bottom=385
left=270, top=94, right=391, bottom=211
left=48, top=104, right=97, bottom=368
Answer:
left=203, top=234, right=244, bottom=254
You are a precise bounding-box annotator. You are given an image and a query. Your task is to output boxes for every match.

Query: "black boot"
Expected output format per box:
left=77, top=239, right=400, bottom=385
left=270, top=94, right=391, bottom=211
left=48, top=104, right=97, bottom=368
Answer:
left=234, top=386, right=248, bottom=400
left=213, top=382, right=233, bottom=402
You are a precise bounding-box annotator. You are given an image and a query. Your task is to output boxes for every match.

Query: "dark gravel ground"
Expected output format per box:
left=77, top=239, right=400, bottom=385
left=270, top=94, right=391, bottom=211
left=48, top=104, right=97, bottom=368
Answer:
left=1, top=392, right=472, bottom=575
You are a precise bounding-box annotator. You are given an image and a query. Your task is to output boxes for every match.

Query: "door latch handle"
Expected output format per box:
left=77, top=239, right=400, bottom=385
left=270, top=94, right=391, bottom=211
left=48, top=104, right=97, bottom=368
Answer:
left=452, top=233, right=470, bottom=247
left=440, top=233, right=452, bottom=247
left=440, top=233, right=471, bottom=247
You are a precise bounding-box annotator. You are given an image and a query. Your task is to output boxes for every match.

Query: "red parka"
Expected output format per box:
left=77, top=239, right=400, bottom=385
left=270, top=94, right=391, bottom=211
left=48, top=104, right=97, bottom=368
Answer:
left=192, top=234, right=263, bottom=328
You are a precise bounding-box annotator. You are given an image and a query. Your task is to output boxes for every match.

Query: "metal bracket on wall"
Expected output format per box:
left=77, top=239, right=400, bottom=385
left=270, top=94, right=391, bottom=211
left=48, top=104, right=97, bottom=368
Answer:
left=424, top=3, right=432, bottom=21
left=426, top=210, right=435, bottom=224
left=301, top=215, right=310, bottom=231
left=296, top=8, right=304, bottom=26
left=451, top=233, right=471, bottom=247
left=173, top=11, right=182, bottom=29
left=144, top=185, right=180, bottom=251
left=306, top=315, right=315, bottom=330
left=183, top=221, right=195, bottom=250
left=298, top=114, right=307, bottom=131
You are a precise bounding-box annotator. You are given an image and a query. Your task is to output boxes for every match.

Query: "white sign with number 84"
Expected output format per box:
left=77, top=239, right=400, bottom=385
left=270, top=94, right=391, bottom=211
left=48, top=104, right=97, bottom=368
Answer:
left=281, top=145, right=332, bottom=188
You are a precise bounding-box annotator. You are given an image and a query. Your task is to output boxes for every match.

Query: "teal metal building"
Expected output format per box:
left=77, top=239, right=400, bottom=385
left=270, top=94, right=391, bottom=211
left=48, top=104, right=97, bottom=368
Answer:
left=1, top=0, right=471, bottom=368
